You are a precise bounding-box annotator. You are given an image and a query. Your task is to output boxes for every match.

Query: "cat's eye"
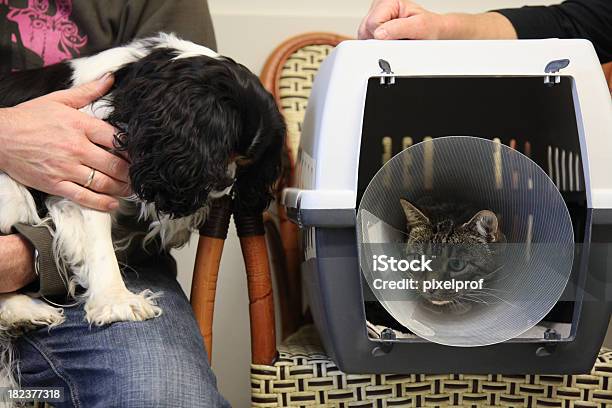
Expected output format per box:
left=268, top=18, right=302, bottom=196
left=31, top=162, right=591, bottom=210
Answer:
left=447, top=259, right=467, bottom=272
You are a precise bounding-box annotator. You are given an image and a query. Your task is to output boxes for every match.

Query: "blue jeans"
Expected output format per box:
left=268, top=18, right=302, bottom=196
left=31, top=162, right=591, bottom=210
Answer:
left=15, top=256, right=230, bottom=408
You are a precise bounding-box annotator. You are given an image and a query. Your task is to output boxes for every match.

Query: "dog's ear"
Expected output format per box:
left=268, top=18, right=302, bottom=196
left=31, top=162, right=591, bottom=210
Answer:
left=231, top=70, right=286, bottom=216
left=107, top=49, right=239, bottom=217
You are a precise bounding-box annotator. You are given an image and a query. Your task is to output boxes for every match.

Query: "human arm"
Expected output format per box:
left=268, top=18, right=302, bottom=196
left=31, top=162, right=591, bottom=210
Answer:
left=496, top=0, right=612, bottom=63
left=359, top=0, right=612, bottom=63
left=358, top=0, right=517, bottom=41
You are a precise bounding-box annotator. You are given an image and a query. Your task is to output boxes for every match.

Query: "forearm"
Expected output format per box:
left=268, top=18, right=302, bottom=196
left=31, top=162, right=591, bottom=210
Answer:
left=441, top=12, right=518, bottom=40
left=0, top=111, right=36, bottom=292
left=0, top=234, right=35, bottom=293
left=495, top=1, right=612, bottom=63
left=0, top=107, right=14, bottom=172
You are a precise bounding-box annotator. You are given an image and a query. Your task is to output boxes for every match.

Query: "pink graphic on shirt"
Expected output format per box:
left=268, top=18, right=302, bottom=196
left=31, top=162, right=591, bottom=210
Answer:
left=7, top=0, right=87, bottom=66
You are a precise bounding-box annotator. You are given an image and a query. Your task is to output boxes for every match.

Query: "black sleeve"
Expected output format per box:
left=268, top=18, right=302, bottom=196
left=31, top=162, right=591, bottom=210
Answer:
left=495, top=0, right=612, bottom=63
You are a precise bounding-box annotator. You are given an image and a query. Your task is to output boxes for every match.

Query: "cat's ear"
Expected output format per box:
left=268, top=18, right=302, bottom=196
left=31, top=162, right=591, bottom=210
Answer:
left=464, top=210, right=499, bottom=240
left=400, top=199, right=429, bottom=229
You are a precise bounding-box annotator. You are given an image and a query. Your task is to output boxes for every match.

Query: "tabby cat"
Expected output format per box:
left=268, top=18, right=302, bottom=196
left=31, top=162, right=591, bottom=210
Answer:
left=400, top=197, right=505, bottom=308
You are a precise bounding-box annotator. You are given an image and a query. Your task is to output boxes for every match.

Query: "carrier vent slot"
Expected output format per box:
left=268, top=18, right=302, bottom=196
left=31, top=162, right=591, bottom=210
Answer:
left=568, top=152, right=574, bottom=192
left=402, top=137, right=414, bottom=186
left=509, top=139, right=519, bottom=189
left=402, top=137, right=413, bottom=150
left=382, top=136, right=393, bottom=165
left=493, top=138, right=503, bottom=190
left=303, top=227, right=317, bottom=261
left=575, top=156, right=581, bottom=191
left=297, top=150, right=315, bottom=189
left=554, top=147, right=561, bottom=188
left=524, top=142, right=531, bottom=158
left=423, top=136, right=434, bottom=190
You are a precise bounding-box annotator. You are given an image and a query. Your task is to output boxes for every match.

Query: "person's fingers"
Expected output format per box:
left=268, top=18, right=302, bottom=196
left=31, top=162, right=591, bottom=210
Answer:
left=358, top=0, right=384, bottom=40
left=363, top=0, right=409, bottom=39
left=81, top=144, right=130, bottom=183
left=72, top=164, right=131, bottom=197
left=82, top=116, right=118, bottom=148
left=374, top=14, right=428, bottom=40
left=45, top=73, right=114, bottom=109
left=81, top=118, right=130, bottom=160
left=54, top=180, right=119, bottom=212
left=358, top=18, right=374, bottom=40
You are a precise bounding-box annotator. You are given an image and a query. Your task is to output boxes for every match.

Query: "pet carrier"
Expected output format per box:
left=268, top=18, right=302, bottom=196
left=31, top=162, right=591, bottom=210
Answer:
left=282, top=39, right=612, bottom=374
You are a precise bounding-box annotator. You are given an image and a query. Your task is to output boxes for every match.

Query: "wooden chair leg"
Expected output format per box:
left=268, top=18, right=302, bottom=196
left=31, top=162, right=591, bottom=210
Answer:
left=602, top=62, right=612, bottom=92
left=263, top=213, right=293, bottom=340
left=279, top=206, right=303, bottom=337
left=235, top=211, right=277, bottom=365
left=190, top=196, right=232, bottom=362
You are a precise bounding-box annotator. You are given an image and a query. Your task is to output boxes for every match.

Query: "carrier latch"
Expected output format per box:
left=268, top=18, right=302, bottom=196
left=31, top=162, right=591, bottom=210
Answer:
left=544, top=59, right=570, bottom=86
left=371, top=328, right=396, bottom=357
left=378, top=59, right=396, bottom=86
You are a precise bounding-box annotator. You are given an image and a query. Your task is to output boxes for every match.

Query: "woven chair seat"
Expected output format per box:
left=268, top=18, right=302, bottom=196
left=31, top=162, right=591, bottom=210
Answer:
left=251, top=325, right=612, bottom=408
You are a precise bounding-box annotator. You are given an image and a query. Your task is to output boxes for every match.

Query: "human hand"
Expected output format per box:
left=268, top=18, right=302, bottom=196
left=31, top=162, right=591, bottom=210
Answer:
left=358, top=0, right=517, bottom=41
left=0, top=234, right=35, bottom=293
left=358, top=0, right=447, bottom=40
left=0, top=75, right=131, bottom=211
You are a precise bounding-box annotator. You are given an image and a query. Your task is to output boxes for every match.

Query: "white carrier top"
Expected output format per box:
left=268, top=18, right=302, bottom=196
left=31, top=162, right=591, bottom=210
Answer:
left=283, top=39, right=612, bottom=216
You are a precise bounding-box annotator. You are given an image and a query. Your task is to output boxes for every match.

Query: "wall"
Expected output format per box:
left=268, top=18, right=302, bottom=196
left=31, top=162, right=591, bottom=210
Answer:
left=210, top=0, right=561, bottom=74
left=171, top=1, right=601, bottom=406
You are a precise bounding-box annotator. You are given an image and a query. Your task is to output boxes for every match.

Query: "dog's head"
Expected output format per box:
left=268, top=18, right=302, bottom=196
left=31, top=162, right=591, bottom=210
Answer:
left=107, top=46, right=285, bottom=218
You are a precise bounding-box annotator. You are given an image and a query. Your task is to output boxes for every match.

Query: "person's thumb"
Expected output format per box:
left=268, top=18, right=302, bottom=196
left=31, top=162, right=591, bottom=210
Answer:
left=46, top=73, right=114, bottom=109
left=374, top=17, right=423, bottom=40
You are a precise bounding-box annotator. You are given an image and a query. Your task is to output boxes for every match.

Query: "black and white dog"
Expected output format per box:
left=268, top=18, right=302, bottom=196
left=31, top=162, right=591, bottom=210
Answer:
left=0, top=33, right=285, bottom=388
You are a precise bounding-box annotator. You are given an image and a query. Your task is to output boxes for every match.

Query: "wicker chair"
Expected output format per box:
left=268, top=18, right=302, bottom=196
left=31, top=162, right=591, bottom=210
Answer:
left=240, top=32, right=612, bottom=407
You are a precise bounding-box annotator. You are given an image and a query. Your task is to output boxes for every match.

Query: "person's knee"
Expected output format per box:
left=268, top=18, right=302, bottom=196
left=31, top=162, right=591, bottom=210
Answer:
left=113, top=344, right=226, bottom=408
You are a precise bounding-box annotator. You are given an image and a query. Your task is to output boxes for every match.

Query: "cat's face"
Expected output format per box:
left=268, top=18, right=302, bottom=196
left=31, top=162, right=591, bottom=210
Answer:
left=400, top=199, right=504, bottom=307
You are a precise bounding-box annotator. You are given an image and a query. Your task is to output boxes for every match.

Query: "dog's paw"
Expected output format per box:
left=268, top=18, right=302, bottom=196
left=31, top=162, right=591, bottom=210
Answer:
left=84, top=290, right=162, bottom=325
left=0, top=296, right=65, bottom=334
